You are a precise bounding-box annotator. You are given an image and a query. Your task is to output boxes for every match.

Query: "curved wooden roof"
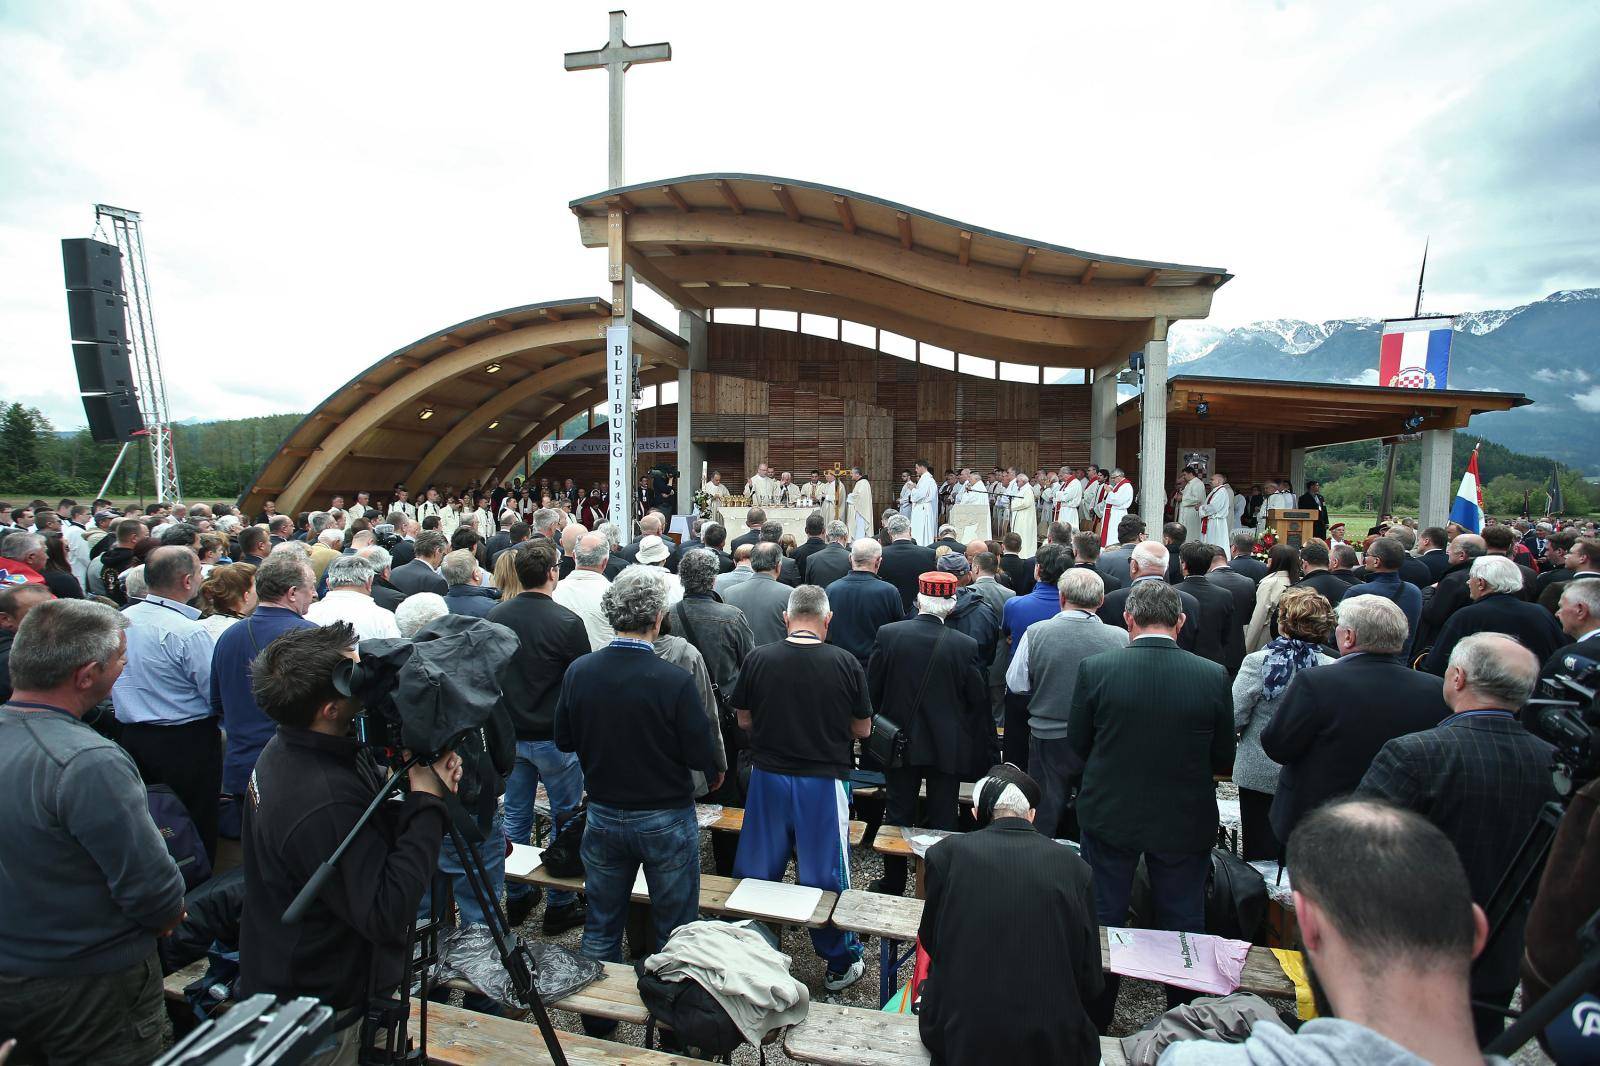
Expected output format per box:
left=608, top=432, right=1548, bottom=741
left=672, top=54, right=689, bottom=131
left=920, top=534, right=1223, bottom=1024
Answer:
left=238, top=298, right=685, bottom=517
left=571, top=173, right=1230, bottom=368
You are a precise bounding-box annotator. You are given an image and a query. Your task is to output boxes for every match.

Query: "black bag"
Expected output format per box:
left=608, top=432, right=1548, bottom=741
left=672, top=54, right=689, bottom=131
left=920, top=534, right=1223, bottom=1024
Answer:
left=861, top=628, right=947, bottom=771
left=1128, top=848, right=1269, bottom=943
left=147, top=784, right=212, bottom=891
left=636, top=970, right=745, bottom=1058
left=542, top=805, right=587, bottom=878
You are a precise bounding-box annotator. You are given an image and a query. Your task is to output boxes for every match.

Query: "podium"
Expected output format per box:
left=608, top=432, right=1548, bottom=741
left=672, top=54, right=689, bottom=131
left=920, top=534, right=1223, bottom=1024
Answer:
left=1267, top=509, right=1318, bottom=547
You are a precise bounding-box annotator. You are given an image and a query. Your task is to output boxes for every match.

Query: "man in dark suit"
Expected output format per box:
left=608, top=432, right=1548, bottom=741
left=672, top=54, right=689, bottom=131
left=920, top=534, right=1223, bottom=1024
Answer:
left=998, top=532, right=1036, bottom=597
left=1174, top=541, right=1235, bottom=670
left=1359, top=633, right=1554, bottom=1044
left=751, top=521, right=802, bottom=588
left=1296, top=543, right=1352, bottom=607
left=1298, top=481, right=1329, bottom=540
left=1415, top=534, right=1485, bottom=653
left=1537, top=536, right=1599, bottom=614
left=1071, top=531, right=1123, bottom=593
left=1098, top=541, right=1200, bottom=653
left=879, top=515, right=938, bottom=613
left=1342, top=537, right=1424, bottom=662
left=1481, top=525, right=1540, bottom=601
left=791, top=513, right=830, bottom=577
left=932, top=524, right=966, bottom=557
left=824, top=539, right=906, bottom=667
left=1068, top=580, right=1233, bottom=1018
left=617, top=512, right=679, bottom=572
left=729, top=508, right=766, bottom=553
left=1227, top=531, right=1269, bottom=584
left=917, top=766, right=1103, bottom=1066
left=1545, top=577, right=1600, bottom=678
left=867, top=571, right=991, bottom=897
left=700, top=523, right=736, bottom=574
left=388, top=517, right=417, bottom=567
left=1206, top=547, right=1255, bottom=675
left=1161, top=522, right=1186, bottom=584
left=357, top=545, right=406, bottom=612
left=388, top=530, right=449, bottom=596
left=1423, top=556, right=1566, bottom=675
left=803, top=522, right=852, bottom=588
left=1262, top=594, right=1449, bottom=844
left=1417, top=526, right=1451, bottom=584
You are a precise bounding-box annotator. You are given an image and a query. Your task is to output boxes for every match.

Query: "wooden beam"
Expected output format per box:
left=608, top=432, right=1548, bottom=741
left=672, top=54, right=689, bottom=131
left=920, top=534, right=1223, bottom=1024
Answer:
left=488, top=318, right=515, bottom=333
left=1080, top=262, right=1100, bottom=285
left=771, top=183, right=800, bottom=222
left=663, top=184, right=691, bottom=213
left=280, top=446, right=316, bottom=459
left=896, top=212, right=913, bottom=250
left=392, top=356, right=424, bottom=371
left=714, top=179, right=744, bottom=215
left=958, top=231, right=972, bottom=267
left=611, top=193, right=637, bottom=214
left=1143, top=269, right=1161, bottom=287
left=544, top=307, right=563, bottom=322
left=833, top=195, right=856, bottom=234
left=352, top=382, right=382, bottom=396
left=1018, top=247, right=1037, bottom=279
left=627, top=249, right=709, bottom=314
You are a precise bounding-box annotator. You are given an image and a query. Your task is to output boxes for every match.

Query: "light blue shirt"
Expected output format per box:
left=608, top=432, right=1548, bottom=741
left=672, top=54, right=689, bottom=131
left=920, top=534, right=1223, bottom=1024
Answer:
left=113, top=594, right=216, bottom=725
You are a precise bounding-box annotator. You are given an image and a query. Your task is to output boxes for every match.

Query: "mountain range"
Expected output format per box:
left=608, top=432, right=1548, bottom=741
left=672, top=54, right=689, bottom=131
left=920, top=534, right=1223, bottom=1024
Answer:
left=1164, top=289, right=1600, bottom=473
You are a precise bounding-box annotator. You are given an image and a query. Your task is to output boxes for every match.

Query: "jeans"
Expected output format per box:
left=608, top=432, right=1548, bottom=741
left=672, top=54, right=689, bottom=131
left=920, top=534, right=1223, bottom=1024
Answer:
left=579, top=802, right=700, bottom=965
left=0, top=950, right=164, bottom=1066
left=504, top=739, right=585, bottom=907
left=418, top=809, right=507, bottom=929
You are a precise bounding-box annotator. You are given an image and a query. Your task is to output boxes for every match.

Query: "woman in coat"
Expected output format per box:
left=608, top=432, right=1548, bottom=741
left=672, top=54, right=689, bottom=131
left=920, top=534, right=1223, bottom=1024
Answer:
left=1244, top=544, right=1302, bottom=653
left=1232, top=586, right=1335, bottom=860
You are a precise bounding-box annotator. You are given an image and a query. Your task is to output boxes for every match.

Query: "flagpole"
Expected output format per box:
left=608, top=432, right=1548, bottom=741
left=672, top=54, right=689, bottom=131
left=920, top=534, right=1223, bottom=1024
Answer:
left=1377, top=239, right=1432, bottom=521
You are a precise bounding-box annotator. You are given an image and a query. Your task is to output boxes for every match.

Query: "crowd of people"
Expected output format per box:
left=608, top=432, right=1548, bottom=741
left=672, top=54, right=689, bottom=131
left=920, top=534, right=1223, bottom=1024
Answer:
left=0, top=482, right=1597, bottom=1065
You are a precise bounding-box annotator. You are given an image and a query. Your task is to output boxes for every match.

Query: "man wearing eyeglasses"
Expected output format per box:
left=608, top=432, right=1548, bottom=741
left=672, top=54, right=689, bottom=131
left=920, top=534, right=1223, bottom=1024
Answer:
left=1340, top=537, right=1423, bottom=663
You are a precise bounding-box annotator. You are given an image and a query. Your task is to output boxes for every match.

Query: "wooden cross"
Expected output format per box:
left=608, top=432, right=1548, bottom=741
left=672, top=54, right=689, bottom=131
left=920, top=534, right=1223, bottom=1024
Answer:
left=564, top=10, right=671, bottom=188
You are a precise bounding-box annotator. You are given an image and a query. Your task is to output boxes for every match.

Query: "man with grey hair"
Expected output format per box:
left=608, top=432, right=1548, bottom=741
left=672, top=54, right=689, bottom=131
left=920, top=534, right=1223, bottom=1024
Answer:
left=1547, top=576, right=1600, bottom=676
left=114, top=545, right=224, bottom=857
left=1423, top=554, right=1565, bottom=674
left=390, top=529, right=449, bottom=596
left=803, top=519, right=852, bottom=588
left=356, top=543, right=405, bottom=611
left=1098, top=540, right=1201, bottom=652
left=307, top=553, right=400, bottom=639
left=441, top=547, right=498, bottom=618
left=879, top=513, right=937, bottom=613
left=0, top=530, right=48, bottom=587
left=0, top=600, right=186, bottom=1064
left=1006, top=567, right=1129, bottom=838
left=395, top=592, right=449, bottom=638
left=309, top=525, right=344, bottom=584
left=1417, top=533, right=1487, bottom=650
left=822, top=537, right=904, bottom=667
left=1359, top=633, right=1553, bottom=1042
left=1341, top=536, right=1424, bottom=660
left=554, top=531, right=615, bottom=650
left=729, top=582, right=870, bottom=989
left=722, top=542, right=792, bottom=646
left=1261, top=594, right=1449, bottom=844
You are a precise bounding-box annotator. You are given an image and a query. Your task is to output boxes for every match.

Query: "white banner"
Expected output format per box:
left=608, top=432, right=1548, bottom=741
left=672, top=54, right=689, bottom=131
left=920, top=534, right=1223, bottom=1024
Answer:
left=537, top=435, right=677, bottom=457
left=605, top=323, right=633, bottom=534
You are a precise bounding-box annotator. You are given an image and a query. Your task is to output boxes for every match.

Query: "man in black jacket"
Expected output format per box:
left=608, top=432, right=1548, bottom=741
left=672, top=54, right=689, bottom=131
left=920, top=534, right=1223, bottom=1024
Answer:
left=1068, top=580, right=1233, bottom=1017
left=1414, top=533, right=1485, bottom=652
left=802, top=521, right=852, bottom=588
left=918, top=766, right=1103, bottom=1066
left=1546, top=577, right=1600, bottom=678
left=1262, top=595, right=1448, bottom=843
left=790, top=513, right=830, bottom=577
left=1098, top=541, right=1200, bottom=653
left=240, top=623, right=459, bottom=1060
left=1418, top=526, right=1451, bottom=583
left=879, top=515, right=938, bottom=613
left=389, top=530, right=448, bottom=596
left=729, top=508, right=766, bottom=553
left=1175, top=541, right=1236, bottom=670
left=1298, top=481, right=1329, bottom=540
left=1206, top=546, right=1256, bottom=675
left=1423, top=556, right=1566, bottom=674
left=700, top=522, right=735, bottom=574
left=488, top=541, right=594, bottom=932
left=756, top=521, right=802, bottom=587
left=998, top=531, right=1037, bottom=596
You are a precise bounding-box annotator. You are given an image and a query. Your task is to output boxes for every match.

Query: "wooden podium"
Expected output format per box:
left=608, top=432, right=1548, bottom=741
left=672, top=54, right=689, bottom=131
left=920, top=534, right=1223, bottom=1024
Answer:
left=1267, top=509, right=1318, bottom=547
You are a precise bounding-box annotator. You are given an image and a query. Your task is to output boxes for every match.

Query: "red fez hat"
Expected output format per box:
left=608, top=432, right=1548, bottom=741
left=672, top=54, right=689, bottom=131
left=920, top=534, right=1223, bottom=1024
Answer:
left=918, top=571, right=958, bottom=598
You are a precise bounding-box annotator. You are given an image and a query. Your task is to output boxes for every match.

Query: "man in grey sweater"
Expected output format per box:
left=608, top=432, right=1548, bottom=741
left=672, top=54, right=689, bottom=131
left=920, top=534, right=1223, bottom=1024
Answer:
left=1005, top=567, right=1127, bottom=839
left=0, top=599, right=186, bottom=1065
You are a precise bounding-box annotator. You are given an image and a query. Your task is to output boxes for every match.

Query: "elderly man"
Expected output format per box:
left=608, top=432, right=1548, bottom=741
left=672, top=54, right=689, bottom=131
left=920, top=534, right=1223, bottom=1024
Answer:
left=1416, top=533, right=1487, bottom=649
left=1262, top=595, right=1448, bottom=843
left=1423, top=555, right=1566, bottom=674
left=803, top=520, right=852, bottom=588
left=879, top=514, right=938, bottom=613
left=555, top=567, right=719, bottom=997
left=113, top=545, right=223, bottom=857
left=722, top=542, right=792, bottom=646
left=395, top=592, right=448, bottom=637
left=308, top=524, right=343, bottom=583
left=939, top=552, right=999, bottom=671
left=824, top=538, right=906, bottom=667
left=557, top=521, right=586, bottom=579
left=307, top=554, right=401, bottom=639
left=390, top=529, right=450, bottom=596
left=731, top=583, right=870, bottom=989
left=1358, top=633, right=1553, bottom=1043
left=553, top=531, right=615, bottom=650
left=1546, top=577, right=1600, bottom=677
left=1005, top=567, right=1130, bottom=839
left=868, top=571, right=991, bottom=898
left=0, top=530, right=48, bottom=586
left=0, top=600, right=186, bottom=1065
left=441, top=547, right=498, bottom=618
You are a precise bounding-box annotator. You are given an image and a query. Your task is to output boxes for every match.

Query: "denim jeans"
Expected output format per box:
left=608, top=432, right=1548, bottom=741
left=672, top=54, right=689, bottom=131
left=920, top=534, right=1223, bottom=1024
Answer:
left=418, top=808, right=507, bottom=929
left=579, top=802, right=700, bottom=965
left=504, top=739, right=585, bottom=907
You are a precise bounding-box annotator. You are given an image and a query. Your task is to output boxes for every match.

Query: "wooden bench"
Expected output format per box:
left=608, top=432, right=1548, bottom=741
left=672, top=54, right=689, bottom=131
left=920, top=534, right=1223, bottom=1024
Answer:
left=413, top=999, right=696, bottom=1064
left=784, top=1000, right=1129, bottom=1066
left=705, top=805, right=867, bottom=847
left=509, top=866, right=838, bottom=929
left=828, top=889, right=1298, bottom=1006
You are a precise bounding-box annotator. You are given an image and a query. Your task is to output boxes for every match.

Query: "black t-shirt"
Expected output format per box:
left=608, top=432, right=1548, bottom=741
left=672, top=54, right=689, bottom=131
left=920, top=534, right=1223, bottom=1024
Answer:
left=731, top=639, right=871, bottom=780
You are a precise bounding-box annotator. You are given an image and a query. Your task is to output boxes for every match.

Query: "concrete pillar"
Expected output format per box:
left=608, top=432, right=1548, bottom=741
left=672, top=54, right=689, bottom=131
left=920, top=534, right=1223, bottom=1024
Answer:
left=1138, top=323, right=1169, bottom=535
left=1288, top=448, right=1307, bottom=495
left=1419, top=429, right=1453, bottom=527
left=1090, top=363, right=1119, bottom=470
left=676, top=310, right=707, bottom=514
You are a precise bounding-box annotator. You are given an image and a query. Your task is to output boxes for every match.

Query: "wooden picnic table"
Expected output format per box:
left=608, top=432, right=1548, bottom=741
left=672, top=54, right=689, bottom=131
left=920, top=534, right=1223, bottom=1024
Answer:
left=705, top=805, right=867, bottom=846
left=413, top=999, right=695, bottom=1064
left=784, top=1001, right=1128, bottom=1066
left=828, top=889, right=1297, bottom=1006
left=509, top=865, right=839, bottom=929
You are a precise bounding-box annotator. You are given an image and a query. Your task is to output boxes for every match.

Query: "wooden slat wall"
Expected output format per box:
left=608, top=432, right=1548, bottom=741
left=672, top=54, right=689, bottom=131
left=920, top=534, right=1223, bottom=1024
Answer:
left=1117, top=422, right=1295, bottom=503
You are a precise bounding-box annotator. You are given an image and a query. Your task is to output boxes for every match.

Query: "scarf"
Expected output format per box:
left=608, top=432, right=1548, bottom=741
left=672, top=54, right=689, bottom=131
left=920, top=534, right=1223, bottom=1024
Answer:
left=1261, top=636, right=1321, bottom=701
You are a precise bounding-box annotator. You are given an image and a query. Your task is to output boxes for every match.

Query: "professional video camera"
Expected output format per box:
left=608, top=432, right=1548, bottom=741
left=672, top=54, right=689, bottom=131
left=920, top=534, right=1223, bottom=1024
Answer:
left=1524, top=652, right=1598, bottom=795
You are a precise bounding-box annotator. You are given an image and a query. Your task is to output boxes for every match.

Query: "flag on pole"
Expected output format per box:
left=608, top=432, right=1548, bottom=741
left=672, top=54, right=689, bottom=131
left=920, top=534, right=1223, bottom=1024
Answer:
left=1379, top=317, right=1454, bottom=389
left=1449, top=445, right=1484, bottom=533
left=1545, top=464, right=1565, bottom=516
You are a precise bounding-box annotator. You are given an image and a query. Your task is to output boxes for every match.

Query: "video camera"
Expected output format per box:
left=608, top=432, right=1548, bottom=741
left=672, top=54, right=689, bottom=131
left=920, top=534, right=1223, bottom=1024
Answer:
left=1525, top=652, right=1598, bottom=797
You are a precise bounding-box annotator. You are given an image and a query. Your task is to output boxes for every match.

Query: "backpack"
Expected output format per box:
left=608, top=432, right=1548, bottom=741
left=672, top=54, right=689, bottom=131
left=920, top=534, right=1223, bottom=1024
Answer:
left=541, top=805, right=586, bottom=878
left=636, top=969, right=746, bottom=1060
left=146, top=784, right=212, bottom=890
left=1129, top=848, right=1268, bottom=943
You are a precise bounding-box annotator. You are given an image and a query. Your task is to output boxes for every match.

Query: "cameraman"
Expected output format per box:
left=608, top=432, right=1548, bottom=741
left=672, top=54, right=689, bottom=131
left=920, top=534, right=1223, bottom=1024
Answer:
left=239, top=622, right=460, bottom=1065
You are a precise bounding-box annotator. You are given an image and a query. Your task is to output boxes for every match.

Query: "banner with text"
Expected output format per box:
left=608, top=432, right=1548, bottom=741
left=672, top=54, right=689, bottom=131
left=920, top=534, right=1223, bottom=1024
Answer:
left=537, top=435, right=677, bottom=457
left=605, top=323, right=634, bottom=533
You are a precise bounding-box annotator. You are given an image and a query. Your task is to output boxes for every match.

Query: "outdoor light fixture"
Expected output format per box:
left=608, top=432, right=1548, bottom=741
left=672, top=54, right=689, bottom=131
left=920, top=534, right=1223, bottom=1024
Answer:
left=488, top=420, right=500, bottom=430
left=1402, top=413, right=1425, bottom=431
left=484, top=363, right=502, bottom=374
left=419, top=407, right=434, bottom=421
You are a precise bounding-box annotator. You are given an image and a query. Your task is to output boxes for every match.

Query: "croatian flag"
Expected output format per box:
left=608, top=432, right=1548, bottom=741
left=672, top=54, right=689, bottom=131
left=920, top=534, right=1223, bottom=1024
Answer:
left=1449, top=445, right=1484, bottom=533
left=1379, top=317, right=1454, bottom=389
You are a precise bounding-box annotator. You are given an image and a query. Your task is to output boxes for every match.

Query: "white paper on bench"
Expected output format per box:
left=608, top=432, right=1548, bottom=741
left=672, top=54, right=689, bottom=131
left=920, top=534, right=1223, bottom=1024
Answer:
left=694, top=803, right=724, bottom=828
left=506, top=844, right=544, bottom=880
left=724, top=879, right=823, bottom=922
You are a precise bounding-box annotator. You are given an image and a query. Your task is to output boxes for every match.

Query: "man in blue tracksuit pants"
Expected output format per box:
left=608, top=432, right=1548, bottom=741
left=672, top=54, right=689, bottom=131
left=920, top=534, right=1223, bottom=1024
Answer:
left=729, top=583, right=870, bottom=991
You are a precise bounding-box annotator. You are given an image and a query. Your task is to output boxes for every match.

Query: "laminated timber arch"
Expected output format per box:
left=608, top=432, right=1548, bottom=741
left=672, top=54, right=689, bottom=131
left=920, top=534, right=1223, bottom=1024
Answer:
left=238, top=298, right=685, bottom=517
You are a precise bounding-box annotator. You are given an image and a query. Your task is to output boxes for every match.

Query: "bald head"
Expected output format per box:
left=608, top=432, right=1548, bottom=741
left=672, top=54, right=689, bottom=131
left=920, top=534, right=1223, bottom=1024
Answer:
left=574, top=531, right=609, bottom=570
left=850, top=537, right=884, bottom=571
left=560, top=523, right=587, bottom=553
left=1445, top=632, right=1538, bottom=712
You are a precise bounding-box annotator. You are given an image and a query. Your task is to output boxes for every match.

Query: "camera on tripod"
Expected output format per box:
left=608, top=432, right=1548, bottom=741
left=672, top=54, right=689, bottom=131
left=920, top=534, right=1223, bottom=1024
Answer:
left=1524, top=652, right=1598, bottom=796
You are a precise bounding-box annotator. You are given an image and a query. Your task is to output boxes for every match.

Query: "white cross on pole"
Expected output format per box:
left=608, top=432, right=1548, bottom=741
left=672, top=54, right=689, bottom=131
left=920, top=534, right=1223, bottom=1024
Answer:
left=565, top=10, right=670, bottom=538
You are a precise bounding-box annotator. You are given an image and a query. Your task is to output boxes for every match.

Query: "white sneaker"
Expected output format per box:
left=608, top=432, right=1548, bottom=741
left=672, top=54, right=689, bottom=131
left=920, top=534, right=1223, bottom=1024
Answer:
left=823, top=957, right=865, bottom=992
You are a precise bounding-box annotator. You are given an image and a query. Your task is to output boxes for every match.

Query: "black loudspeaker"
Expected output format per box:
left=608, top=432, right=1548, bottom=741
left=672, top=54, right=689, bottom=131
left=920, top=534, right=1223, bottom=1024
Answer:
left=83, top=391, right=144, bottom=443
left=74, top=342, right=135, bottom=394
left=61, top=238, right=125, bottom=295
left=66, top=289, right=129, bottom=344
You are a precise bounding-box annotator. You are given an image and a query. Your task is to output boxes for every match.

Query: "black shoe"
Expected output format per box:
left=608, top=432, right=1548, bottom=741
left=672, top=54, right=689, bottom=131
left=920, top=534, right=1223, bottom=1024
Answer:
left=505, top=888, right=542, bottom=928
left=866, top=878, right=901, bottom=896
left=542, top=900, right=587, bottom=935
left=580, top=1015, right=618, bottom=1038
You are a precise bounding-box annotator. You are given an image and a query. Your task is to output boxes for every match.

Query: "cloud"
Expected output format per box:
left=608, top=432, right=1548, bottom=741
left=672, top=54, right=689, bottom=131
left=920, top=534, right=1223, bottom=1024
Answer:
left=1533, top=367, right=1592, bottom=384
left=1574, top=387, right=1600, bottom=413
left=1341, top=369, right=1379, bottom=386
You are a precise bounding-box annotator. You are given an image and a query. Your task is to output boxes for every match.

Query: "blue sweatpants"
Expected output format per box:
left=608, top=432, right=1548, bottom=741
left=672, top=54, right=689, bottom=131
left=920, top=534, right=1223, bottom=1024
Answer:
left=732, top=767, right=862, bottom=971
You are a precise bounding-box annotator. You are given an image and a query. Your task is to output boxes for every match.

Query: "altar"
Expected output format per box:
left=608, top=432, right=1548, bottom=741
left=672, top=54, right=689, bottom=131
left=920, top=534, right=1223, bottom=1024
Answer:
left=717, top=505, right=825, bottom=541
left=948, top=502, right=992, bottom=544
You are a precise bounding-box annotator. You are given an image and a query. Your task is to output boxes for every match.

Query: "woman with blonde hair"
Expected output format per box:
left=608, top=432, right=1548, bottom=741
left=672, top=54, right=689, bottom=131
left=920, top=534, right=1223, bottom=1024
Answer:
left=492, top=548, right=525, bottom=599
left=199, top=561, right=258, bottom=640
left=1244, top=544, right=1303, bottom=653
left=1231, top=585, right=1335, bottom=860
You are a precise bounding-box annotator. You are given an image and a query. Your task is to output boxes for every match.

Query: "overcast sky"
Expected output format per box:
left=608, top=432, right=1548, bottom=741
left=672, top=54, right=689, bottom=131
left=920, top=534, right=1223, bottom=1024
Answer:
left=3, top=1, right=1597, bottom=429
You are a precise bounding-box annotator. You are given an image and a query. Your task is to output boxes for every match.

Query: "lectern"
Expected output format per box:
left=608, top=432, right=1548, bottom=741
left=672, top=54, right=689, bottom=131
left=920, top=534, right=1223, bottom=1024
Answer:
left=1267, top=509, right=1318, bottom=547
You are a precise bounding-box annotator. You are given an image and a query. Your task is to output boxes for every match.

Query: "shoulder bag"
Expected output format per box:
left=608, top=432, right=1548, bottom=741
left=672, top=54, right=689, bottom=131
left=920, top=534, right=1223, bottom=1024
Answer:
left=863, top=627, right=946, bottom=770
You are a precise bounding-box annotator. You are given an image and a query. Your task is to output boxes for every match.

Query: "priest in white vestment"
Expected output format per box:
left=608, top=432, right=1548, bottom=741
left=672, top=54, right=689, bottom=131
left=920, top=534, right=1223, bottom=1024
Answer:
left=846, top=468, right=874, bottom=540
left=1098, top=469, right=1135, bottom=547
left=1055, top=470, right=1084, bottom=528
left=1080, top=468, right=1105, bottom=531
left=1178, top=468, right=1206, bottom=543
left=1010, top=475, right=1038, bottom=559
left=816, top=472, right=841, bottom=520
left=1266, top=482, right=1299, bottom=515
left=1199, top=474, right=1233, bottom=549
left=959, top=473, right=992, bottom=541
left=703, top=472, right=729, bottom=521
left=744, top=464, right=777, bottom=503
left=898, top=475, right=915, bottom=519
left=909, top=462, right=938, bottom=546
